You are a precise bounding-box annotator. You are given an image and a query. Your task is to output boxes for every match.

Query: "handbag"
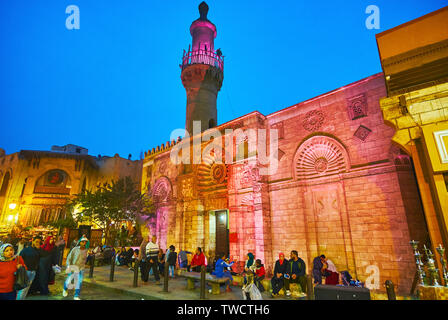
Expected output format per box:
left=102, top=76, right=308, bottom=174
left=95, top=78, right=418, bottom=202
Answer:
left=14, top=257, right=30, bottom=291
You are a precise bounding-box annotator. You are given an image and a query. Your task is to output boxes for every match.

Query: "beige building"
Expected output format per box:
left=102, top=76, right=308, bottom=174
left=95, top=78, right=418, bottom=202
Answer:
left=0, top=145, right=142, bottom=230
left=377, top=6, right=448, bottom=269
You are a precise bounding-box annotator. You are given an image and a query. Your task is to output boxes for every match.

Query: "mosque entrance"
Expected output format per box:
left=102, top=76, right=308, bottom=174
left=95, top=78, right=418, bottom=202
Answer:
left=215, top=210, right=229, bottom=258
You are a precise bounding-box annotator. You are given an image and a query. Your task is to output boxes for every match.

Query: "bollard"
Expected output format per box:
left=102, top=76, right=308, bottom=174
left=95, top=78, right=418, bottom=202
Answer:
left=163, top=263, right=169, bottom=292
left=89, top=255, right=95, bottom=278
left=410, top=271, right=418, bottom=296
left=306, top=274, right=314, bottom=300
left=133, top=259, right=139, bottom=287
left=109, top=254, right=115, bottom=282
left=200, top=265, right=206, bottom=299
left=385, top=280, right=396, bottom=300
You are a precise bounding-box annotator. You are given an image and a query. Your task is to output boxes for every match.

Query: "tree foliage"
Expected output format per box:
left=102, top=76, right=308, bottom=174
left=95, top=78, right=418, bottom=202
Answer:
left=67, top=176, right=154, bottom=243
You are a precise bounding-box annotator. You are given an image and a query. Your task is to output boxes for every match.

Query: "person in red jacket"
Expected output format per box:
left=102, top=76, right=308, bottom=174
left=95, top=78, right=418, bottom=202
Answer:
left=0, top=243, right=27, bottom=300
left=188, top=247, right=206, bottom=272
left=254, top=259, right=266, bottom=292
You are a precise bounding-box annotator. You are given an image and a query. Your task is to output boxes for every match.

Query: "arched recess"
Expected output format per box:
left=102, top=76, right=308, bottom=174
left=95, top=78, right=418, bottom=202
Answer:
left=80, top=177, right=87, bottom=193
left=197, top=149, right=228, bottom=194
left=152, top=176, right=172, bottom=204
left=0, top=170, right=12, bottom=196
left=151, top=176, right=173, bottom=250
left=34, top=169, right=72, bottom=194
left=292, top=134, right=356, bottom=275
left=293, top=135, right=350, bottom=180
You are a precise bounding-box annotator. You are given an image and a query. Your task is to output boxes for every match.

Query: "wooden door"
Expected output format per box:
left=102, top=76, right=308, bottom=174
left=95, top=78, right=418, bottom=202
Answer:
left=215, top=210, right=229, bottom=258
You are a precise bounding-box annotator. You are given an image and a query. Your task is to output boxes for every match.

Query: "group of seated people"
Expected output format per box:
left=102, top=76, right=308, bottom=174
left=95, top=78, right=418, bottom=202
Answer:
left=88, top=241, right=350, bottom=297
left=238, top=251, right=346, bottom=297
left=85, top=244, right=137, bottom=269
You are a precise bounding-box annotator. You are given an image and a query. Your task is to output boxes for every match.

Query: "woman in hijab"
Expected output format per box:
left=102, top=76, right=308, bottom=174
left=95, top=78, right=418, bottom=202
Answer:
left=0, top=243, right=27, bottom=300
left=38, top=236, right=57, bottom=295
left=271, top=252, right=288, bottom=297
left=244, top=253, right=256, bottom=272
left=243, top=252, right=256, bottom=286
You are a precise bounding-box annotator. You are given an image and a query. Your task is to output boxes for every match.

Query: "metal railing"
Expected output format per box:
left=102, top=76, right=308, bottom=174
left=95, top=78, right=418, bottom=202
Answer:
left=181, top=48, right=224, bottom=72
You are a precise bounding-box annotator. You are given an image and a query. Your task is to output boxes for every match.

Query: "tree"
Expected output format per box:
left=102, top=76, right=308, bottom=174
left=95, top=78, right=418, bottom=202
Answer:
left=67, top=176, right=155, bottom=245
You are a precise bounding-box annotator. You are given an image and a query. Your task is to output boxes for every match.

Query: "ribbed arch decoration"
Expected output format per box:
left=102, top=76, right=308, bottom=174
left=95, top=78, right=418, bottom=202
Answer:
left=294, top=135, right=349, bottom=180
left=152, top=176, right=172, bottom=203
left=197, top=150, right=228, bottom=193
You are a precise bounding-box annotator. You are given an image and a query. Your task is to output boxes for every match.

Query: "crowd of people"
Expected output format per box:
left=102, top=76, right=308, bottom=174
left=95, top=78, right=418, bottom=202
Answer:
left=0, top=228, right=356, bottom=300
left=133, top=235, right=343, bottom=297
left=0, top=232, right=66, bottom=300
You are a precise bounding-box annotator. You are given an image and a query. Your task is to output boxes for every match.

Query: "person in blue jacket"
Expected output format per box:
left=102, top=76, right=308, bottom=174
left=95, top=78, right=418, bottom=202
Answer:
left=211, top=253, right=235, bottom=292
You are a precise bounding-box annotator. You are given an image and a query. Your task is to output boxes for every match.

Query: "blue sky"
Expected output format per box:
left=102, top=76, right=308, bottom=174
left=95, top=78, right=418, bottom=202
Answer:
left=0, top=0, right=446, bottom=159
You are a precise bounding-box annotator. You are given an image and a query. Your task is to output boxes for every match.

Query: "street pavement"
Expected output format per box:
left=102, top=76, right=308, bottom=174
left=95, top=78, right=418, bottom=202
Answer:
left=80, top=265, right=284, bottom=300
left=25, top=274, right=137, bottom=300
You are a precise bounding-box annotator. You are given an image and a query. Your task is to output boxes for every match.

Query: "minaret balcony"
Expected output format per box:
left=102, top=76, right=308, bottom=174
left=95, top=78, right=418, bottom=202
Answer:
left=181, top=49, right=224, bottom=72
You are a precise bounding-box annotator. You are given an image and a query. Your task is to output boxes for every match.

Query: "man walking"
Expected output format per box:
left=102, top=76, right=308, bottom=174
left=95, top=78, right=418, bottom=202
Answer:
left=138, top=235, right=149, bottom=282
left=145, top=235, right=160, bottom=284
left=62, top=236, right=89, bottom=300
left=18, top=236, right=42, bottom=299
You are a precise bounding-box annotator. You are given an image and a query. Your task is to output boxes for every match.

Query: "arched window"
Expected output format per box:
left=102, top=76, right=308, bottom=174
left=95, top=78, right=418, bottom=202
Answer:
left=0, top=171, right=11, bottom=196
left=34, top=169, right=71, bottom=194
left=20, top=177, right=29, bottom=197
left=81, top=178, right=87, bottom=193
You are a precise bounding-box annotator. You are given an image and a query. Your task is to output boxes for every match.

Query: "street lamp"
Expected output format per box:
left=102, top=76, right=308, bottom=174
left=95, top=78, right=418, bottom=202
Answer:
left=6, top=203, right=18, bottom=226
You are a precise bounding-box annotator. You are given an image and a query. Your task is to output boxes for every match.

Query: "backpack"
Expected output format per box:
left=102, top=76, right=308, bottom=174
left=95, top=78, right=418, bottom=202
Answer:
left=14, top=258, right=30, bottom=291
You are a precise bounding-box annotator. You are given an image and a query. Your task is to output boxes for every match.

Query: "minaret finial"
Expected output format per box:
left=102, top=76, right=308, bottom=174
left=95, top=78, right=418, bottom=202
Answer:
left=199, top=2, right=209, bottom=21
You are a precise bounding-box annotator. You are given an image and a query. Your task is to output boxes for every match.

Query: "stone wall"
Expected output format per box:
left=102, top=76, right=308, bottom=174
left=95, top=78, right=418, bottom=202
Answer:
left=142, top=73, right=428, bottom=293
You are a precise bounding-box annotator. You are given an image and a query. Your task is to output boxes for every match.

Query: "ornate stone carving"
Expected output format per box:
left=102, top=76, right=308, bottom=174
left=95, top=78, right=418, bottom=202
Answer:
left=152, top=177, right=172, bottom=203
left=347, top=93, right=367, bottom=120
left=197, top=150, right=228, bottom=193
left=180, top=177, right=194, bottom=199
left=347, top=93, right=368, bottom=120
left=303, top=110, right=325, bottom=132
left=158, top=161, right=167, bottom=175
left=294, top=135, right=349, bottom=180
left=314, top=157, right=328, bottom=173
left=211, top=163, right=226, bottom=184
left=354, top=125, right=372, bottom=141
left=242, top=164, right=260, bottom=187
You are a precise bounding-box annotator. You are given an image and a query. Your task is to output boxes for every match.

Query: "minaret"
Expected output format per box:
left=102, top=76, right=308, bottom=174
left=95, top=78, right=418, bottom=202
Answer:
left=181, top=2, right=224, bottom=135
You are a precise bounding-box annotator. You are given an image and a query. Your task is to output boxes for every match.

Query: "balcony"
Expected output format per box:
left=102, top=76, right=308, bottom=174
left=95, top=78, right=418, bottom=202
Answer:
left=181, top=49, right=224, bottom=72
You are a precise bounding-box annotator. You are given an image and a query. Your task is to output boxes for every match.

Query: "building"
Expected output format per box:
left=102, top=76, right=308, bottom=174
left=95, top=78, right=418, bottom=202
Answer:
left=377, top=6, right=448, bottom=275
left=140, top=2, right=432, bottom=293
left=0, top=145, right=142, bottom=230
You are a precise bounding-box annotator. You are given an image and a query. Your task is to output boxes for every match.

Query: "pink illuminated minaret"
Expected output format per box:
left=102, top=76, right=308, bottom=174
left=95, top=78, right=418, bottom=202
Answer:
left=181, top=2, right=224, bottom=135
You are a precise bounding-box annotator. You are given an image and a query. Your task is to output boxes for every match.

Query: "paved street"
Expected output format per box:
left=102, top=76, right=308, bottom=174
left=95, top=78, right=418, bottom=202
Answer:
left=25, top=274, right=137, bottom=300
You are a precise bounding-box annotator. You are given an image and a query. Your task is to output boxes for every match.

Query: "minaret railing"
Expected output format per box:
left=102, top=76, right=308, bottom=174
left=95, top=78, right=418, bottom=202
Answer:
left=181, top=49, right=224, bottom=72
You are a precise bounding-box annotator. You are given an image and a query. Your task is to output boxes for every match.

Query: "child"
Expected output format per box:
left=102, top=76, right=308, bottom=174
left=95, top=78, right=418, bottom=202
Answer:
left=129, top=249, right=139, bottom=271
left=254, top=259, right=266, bottom=292
left=167, top=245, right=177, bottom=278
